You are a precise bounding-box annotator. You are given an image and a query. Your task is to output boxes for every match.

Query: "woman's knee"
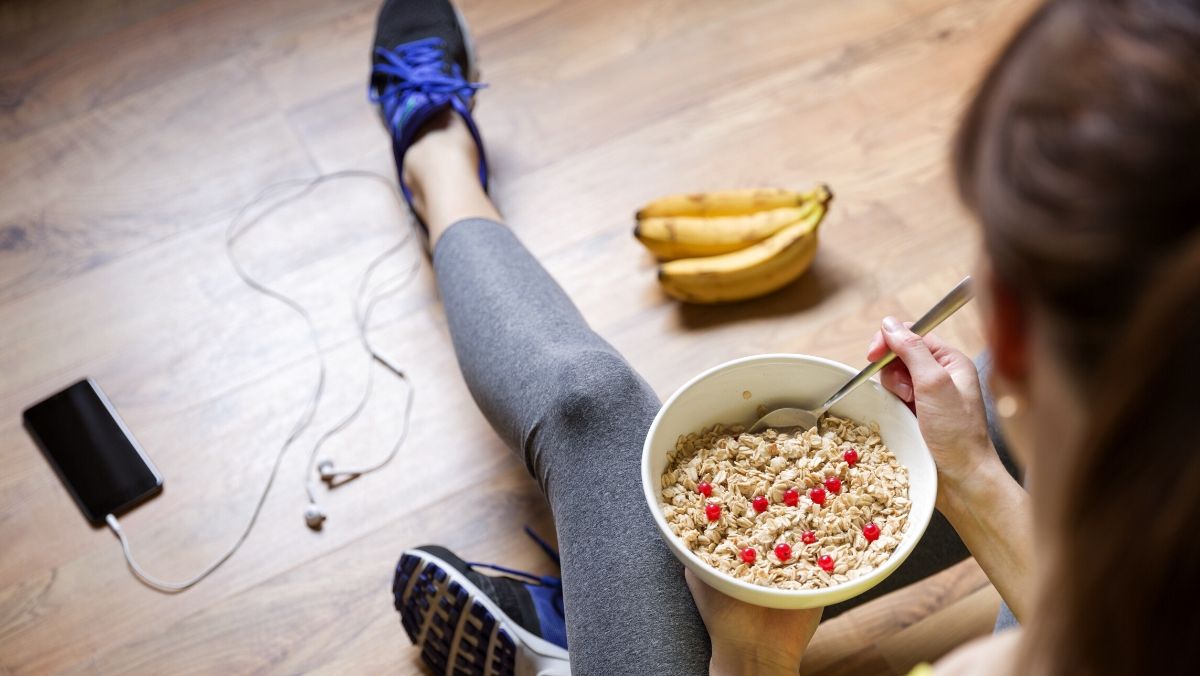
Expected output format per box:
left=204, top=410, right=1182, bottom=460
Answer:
left=542, top=349, right=657, bottom=434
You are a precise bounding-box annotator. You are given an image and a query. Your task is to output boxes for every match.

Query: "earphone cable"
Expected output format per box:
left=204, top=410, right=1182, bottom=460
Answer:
left=107, top=170, right=416, bottom=593
left=303, top=240, right=421, bottom=501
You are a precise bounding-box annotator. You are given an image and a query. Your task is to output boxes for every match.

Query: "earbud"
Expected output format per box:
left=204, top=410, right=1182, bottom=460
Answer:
left=317, top=459, right=337, bottom=481
left=304, top=504, right=327, bottom=530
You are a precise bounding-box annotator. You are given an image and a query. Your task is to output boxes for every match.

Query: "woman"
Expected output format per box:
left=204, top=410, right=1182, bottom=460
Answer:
left=376, top=0, right=1200, bottom=673
left=693, top=0, right=1200, bottom=673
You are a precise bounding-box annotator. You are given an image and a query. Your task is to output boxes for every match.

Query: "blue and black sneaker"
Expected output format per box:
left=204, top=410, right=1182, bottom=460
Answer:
left=369, top=0, right=489, bottom=227
left=393, top=540, right=570, bottom=676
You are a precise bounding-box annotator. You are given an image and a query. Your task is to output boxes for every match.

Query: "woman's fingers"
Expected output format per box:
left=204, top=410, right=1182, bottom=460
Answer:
left=869, top=320, right=918, bottom=402
left=922, top=331, right=971, bottom=368
left=880, top=317, right=952, bottom=392
left=880, top=360, right=914, bottom=402
left=866, top=330, right=888, bottom=361
left=867, top=321, right=915, bottom=362
left=920, top=330, right=955, bottom=353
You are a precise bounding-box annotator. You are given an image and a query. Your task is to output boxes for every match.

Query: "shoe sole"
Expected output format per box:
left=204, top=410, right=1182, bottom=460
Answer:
left=394, top=550, right=570, bottom=676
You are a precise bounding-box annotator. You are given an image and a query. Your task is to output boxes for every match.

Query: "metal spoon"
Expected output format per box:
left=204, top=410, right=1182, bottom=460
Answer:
left=749, top=276, right=975, bottom=433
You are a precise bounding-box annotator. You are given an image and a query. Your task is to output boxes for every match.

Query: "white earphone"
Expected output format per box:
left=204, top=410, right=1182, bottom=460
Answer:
left=302, top=349, right=415, bottom=530
left=300, top=248, right=417, bottom=531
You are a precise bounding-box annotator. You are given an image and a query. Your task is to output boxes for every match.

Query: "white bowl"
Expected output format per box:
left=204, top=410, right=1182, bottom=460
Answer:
left=641, top=354, right=937, bottom=609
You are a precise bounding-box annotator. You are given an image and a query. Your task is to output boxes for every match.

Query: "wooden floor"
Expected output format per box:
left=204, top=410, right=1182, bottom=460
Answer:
left=0, top=0, right=1034, bottom=673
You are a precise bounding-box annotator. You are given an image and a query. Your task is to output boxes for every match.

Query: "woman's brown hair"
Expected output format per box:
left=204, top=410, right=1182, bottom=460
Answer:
left=953, top=0, right=1200, bottom=673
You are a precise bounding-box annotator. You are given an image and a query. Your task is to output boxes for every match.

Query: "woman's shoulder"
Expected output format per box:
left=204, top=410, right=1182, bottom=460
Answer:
left=923, top=629, right=1022, bottom=676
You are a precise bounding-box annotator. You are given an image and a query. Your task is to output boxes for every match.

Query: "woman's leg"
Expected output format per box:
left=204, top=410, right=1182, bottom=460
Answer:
left=408, top=112, right=711, bottom=674
left=405, top=110, right=1022, bottom=639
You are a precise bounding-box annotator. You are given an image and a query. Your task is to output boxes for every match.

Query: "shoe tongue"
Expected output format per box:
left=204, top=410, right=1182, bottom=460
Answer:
left=463, top=569, right=544, bottom=639
left=372, top=0, right=469, bottom=76
left=523, top=583, right=569, bottom=650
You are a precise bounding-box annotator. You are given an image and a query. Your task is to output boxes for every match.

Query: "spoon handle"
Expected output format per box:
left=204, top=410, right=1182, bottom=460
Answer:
left=817, top=276, right=975, bottom=416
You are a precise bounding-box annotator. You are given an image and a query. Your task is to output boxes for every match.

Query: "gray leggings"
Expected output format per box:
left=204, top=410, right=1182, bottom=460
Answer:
left=433, top=219, right=1013, bottom=674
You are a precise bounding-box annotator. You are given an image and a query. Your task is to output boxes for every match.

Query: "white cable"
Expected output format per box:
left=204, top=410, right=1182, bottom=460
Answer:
left=303, top=243, right=421, bottom=500
left=107, top=171, right=418, bottom=593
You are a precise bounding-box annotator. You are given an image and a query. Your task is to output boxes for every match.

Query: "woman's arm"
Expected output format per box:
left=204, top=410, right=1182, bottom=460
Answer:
left=936, top=447, right=1033, bottom=620
left=869, top=317, right=1033, bottom=619
left=681, top=318, right=1034, bottom=673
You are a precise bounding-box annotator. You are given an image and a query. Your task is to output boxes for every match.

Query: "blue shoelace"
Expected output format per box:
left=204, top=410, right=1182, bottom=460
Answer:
left=468, top=526, right=565, bottom=617
left=370, top=37, right=484, bottom=136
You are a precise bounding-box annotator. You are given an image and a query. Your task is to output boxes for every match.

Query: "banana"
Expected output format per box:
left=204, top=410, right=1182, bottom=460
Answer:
left=634, top=186, right=832, bottom=260
left=636, top=186, right=821, bottom=219
left=656, top=203, right=827, bottom=304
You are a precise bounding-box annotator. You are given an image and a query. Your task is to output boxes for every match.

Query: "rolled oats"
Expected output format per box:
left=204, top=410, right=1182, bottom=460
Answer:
left=659, top=416, right=910, bottom=590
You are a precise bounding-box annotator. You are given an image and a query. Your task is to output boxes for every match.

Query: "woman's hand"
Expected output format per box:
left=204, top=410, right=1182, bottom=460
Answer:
left=867, top=317, right=1034, bottom=618
left=867, top=317, right=1001, bottom=507
left=685, top=569, right=822, bottom=676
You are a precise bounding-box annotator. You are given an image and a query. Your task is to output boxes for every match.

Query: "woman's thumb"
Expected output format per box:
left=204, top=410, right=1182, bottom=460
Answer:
left=880, top=317, right=946, bottom=391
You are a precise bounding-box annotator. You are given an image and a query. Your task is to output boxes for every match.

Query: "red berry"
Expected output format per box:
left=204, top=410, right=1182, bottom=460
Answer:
left=774, top=543, right=792, bottom=562
left=752, top=495, right=769, bottom=513
left=843, top=449, right=859, bottom=467
left=740, top=547, right=757, bottom=564
left=801, top=530, right=817, bottom=545
left=705, top=502, right=721, bottom=521
left=818, top=554, right=835, bottom=572
left=783, top=488, right=800, bottom=507
left=823, top=476, right=842, bottom=494
left=697, top=482, right=713, bottom=497
left=862, top=522, right=881, bottom=542
left=809, top=487, right=826, bottom=506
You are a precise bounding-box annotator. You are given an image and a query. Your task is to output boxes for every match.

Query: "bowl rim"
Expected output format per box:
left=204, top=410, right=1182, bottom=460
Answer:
left=640, top=352, right=937, bottom=601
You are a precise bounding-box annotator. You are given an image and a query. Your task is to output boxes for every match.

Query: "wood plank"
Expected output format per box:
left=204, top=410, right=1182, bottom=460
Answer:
left=81, top=466, right=558, bottom=674
left=0, top=56, right=315, bottom=303
left=0, top=0, right=193, bottom=70
left=0, top=0, right=377, bottom=141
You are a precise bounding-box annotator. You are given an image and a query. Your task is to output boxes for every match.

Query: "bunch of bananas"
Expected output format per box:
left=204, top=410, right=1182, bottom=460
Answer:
left=633, top=185, right=833, bottom=303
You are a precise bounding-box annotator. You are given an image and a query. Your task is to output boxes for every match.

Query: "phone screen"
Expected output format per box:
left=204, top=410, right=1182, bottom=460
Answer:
left=23, top=379, right=162, bottom=526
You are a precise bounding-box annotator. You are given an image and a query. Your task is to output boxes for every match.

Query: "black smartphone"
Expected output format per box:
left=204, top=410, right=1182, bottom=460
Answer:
left=23, top=378, right=162, bottom=526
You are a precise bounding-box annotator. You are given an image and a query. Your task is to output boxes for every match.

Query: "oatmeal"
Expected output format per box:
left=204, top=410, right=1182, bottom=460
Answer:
left=659, top=416, right=910, bottom=590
